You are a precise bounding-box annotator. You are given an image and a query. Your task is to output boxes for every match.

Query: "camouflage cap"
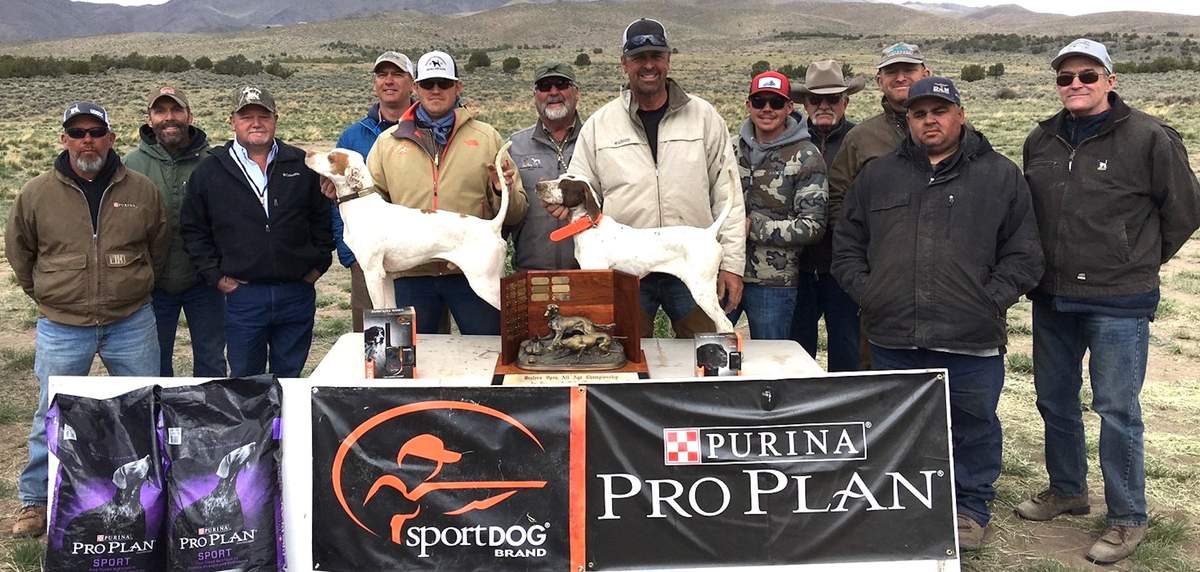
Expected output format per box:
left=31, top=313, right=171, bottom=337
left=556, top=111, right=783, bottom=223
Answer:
left=148, top=86, right=189, bottom=111
left=534, top=62, right=577, bottom=84
left=232, top=85, right=276, bottom=114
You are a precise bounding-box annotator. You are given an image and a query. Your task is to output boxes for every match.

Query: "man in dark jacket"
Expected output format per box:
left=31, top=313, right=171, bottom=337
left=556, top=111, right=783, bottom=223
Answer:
left=181, top=86, right=333, bottom=377
left=790, top=59, right=865, bottom=370
left=510, top=62, right=582, bottom=272
left=1014, top=39, right=1200, bottom=564
left=833, top=78, right=1043, bottom=551
left=125, top=86, right=227, bottom=377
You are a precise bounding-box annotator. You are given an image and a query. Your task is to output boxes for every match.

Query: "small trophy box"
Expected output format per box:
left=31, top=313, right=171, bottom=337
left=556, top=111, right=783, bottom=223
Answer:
left=494, top=269, right=649, bottom=384
left=694, top=332, right=743, bottom=377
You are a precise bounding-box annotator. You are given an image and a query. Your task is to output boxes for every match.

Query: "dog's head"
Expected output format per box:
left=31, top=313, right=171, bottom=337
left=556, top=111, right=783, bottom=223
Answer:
left=536, top=174, right=601, bottom=221
left=544, top=303, right=560, bottom=318
left=112, top=455, right=152, bottom=490
left=216, top=442, right=258, bottom=479
left=305, top=148, right=375, bottom=197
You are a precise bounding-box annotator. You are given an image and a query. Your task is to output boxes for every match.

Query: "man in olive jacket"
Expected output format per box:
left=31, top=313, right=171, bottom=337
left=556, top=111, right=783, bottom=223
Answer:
left=1014, top=39, right=1200, bottom=564
left=124, top=86, right=227, bottom=378
left=5, top=102, right=167, bottom=537
left=833, top=78, right=1043, bottom=551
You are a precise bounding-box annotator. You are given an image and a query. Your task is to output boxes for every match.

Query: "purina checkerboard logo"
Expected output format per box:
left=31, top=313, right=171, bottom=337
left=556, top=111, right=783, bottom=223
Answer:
left=662, top=423, right=869, bottom=465
left=663, top=428, right=701, bottom=465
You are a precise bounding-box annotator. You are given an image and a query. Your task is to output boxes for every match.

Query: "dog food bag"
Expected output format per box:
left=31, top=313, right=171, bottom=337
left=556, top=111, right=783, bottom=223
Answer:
left=159, top=375, right=285, bottom=571
left=45, top=386, right=164, bottom=572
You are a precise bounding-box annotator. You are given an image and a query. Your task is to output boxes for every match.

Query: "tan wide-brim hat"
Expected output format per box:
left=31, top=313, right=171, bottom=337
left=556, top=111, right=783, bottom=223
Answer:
left=793, top=59, right=868, bottom=97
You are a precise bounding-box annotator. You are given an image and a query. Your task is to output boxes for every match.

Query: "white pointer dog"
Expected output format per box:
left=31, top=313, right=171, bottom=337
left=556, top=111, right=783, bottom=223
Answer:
left=536, top=174, right=736, bottom=332
left=305, top=144, right=511, bottom=309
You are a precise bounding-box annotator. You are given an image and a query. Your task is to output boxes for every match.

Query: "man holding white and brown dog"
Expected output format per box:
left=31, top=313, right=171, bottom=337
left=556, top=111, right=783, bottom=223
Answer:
left=366, top=50, right=527, bottom=334
left=559, top=17, right=745, bottom=337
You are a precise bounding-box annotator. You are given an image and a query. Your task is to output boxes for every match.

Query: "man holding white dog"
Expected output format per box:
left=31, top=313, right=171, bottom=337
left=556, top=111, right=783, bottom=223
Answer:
left=560, top=17, right=746, bottom=337
left=366, top=50, right=527, bottom=334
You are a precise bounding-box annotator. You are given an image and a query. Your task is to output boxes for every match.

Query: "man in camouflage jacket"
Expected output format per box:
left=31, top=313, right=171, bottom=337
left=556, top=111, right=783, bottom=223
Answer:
left=728, top=72, right=827, bottom=339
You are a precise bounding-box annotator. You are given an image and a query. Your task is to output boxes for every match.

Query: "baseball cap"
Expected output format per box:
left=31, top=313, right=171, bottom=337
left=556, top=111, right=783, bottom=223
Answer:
left=877, top=42, right=926, bottom=69
left=232, top=85, right=277, bottom=114
left=147, top=86, right=189, bottom=111
left=534, top=62, right=577, bottom=84
left=1051, top=38, right=1113, bottom=74
left=374, top=51, right=414, bottom=76
left=622, top=18, right=669, bottom=56
left=749, top=71, right=790, bottom=100
left=62, top=101, right=110, bottom=128
left=903, top=76, right=962, bottom=107
left=416, top=50, right=458, bottom=81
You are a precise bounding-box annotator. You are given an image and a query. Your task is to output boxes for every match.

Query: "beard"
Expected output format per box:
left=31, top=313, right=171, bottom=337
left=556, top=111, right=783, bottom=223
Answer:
left=152, top=121, right=187, bottom=147
left=539, top=100, right=574, bottom=122
left=72, top=152, right=105, bottom=175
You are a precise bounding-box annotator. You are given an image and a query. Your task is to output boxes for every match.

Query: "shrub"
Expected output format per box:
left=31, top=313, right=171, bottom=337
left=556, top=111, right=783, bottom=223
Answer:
left=842, top=62, right=854, bottom=78
left=750, top=59, right=770, bottom=76
left=987, top=62, right=1005, bottom=78
left=960, top=64, right=986, bottom=82
left=194, top=56, right=213, bottom=70
left=592, top=47, right=603, bottom=54
left=264, top=61, right=294, bottom=78
left=574, top=53, right=591, bottom=66
left=212, top=54, right=263, bottom=76
left=995, top=87, right=1020, bottom=99
left=467, top=50, right=491, bottom=70
left=502, top=56, right=521, bottom=73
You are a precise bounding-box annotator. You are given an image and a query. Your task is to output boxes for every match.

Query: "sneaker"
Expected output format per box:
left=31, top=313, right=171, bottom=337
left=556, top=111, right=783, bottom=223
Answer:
left=10, top=504, right=46, bottom=538
left=957, top=514, right=993, bottom=551
left=1087, top=524, right=1147, bottom=564
left=1014, top=488, right=1090, bottom=521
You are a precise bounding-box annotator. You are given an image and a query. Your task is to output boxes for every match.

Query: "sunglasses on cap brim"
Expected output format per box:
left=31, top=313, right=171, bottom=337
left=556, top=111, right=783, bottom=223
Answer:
left=624, top=34, right=668, bottom=52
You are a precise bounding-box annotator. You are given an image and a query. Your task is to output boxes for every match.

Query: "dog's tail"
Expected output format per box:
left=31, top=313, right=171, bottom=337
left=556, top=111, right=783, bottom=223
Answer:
left=491, top=140, right=514, bottom=233
left=706, top=159, right=738, bottom=235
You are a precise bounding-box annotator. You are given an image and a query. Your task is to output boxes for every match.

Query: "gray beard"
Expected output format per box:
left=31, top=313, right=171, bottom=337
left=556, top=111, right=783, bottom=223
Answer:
left=73, top=153, right=105, bottom=175
left=541, top=104, right=572, bottom=122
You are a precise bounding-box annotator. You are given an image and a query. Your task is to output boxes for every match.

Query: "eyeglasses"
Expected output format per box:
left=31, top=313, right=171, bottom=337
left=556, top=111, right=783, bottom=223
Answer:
left=64, top=127, right=109, bottom=139
left=535, top=78, right=574, bottom=92
left=1055, top=69, right=1102, bottom=87
left=623, top=34, right=668, bottom=53
left=749, top=95, right=788, bottom=110
left=417, top=78, right=456, bottom=90
left=806, top=94, right=843, bottom=107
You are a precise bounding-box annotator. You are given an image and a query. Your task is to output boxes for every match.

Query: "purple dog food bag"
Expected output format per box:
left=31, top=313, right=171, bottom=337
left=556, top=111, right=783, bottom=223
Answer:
left=45, top=386, right=164, bottom=572
left=159, top=375, right=285, bottom=571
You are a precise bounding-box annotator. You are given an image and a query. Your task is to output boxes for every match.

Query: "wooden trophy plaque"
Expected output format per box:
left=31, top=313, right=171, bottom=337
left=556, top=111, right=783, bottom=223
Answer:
left=494, top=269, right=649, bottom=384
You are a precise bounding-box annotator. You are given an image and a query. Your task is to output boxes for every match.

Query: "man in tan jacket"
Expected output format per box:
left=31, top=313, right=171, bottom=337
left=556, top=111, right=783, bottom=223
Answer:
left=367, top=50, right=527, bottom=334
left=5, top=101, right=167, bottom=536
left=563, top=18, right=746, bottom=337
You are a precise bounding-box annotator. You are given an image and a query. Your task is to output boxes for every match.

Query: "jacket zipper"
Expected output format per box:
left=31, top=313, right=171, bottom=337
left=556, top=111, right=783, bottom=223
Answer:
left=69, top=180, right=116, bottom=324
left=1050, top=115, right=1124, bottom=290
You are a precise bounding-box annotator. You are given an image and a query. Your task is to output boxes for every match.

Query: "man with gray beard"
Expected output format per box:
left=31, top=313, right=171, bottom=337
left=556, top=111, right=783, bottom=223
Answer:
left=6, top=101, right=167, bottom=536
left=509, top=62, right=583, bottom=270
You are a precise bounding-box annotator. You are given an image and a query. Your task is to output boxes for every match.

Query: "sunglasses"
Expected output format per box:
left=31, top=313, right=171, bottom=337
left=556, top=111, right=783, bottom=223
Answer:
left=417, top=78, right=456, bottom=90
left=806, top=94, right=843, bottom=107
left=623, top=34, right=668, bottom=52
left=535, top=79, right=574, bottom=92
left=749, top=95, right=788, bottom=110
left=1055, top=70, right=1103, bottom=87
left=64, top=126, right=109, bottom=139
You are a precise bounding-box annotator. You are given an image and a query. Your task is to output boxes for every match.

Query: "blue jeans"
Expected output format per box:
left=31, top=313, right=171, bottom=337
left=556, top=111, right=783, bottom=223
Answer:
left=152, top=283, right=227, bottom=377
left=224, top=281, right=316, bottom=377
left=727, top=283, right=796, bottom=339
left=791, top=272, right=861, bottom=371
left=1031, top=299, right=1148, bottom=527
left=19, top=304, right=159, bottom=506
left=870, top=344, right=1005, bottom=526
left=393, top=274, right=499, bottom=335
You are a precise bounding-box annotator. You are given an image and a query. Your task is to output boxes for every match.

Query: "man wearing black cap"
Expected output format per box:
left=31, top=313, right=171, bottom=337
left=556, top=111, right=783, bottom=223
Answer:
left=181, top=86, right=333, bottom=378
left=6, top=102, right=168, bottom=536
left=1016, top=38, right=1200, bottom=564
left=510, top=62, right=583, bottom=271
left=563, top=18, right=745, bottom=337
left=125, top=86, right=227, bottom=378
left=832, top=77, right=1043, bottom=551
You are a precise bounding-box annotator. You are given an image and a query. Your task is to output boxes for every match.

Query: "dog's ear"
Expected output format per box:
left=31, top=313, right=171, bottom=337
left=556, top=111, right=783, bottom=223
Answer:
left=559, top=179, right=585, bottom=208
left=582, top=181, right=602, bottom=221
left=327, top=150, right=349, bottom=177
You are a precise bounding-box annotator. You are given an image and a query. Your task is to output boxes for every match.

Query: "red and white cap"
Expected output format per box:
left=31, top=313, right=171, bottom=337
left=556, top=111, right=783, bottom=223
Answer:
left=749, top=71, right=791, bottom=100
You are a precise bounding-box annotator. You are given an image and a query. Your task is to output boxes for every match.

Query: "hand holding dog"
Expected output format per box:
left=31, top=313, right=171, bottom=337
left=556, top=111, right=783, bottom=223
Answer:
left=487, top=159, right=515, bottom=195
left=319, top=176, right=337, bottom=200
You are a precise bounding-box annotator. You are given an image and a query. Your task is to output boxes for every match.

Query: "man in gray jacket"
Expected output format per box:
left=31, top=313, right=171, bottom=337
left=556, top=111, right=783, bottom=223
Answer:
left=510, top=62, right=582, bottom=271
left=124, top=86, right=227, bottom=377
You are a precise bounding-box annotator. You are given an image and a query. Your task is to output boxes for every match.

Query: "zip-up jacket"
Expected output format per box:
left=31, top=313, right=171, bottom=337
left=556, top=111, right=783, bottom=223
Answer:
left=828, top=97, right=907, bottom=231
left=6, top=153, right=168, bottom=326
left=567, top=79, right=746, bottom=275
left=332, top=102, right=398, bottom=267
left=509, top=117, right=582, bottom=271
left=1023, top=92, right=1200, bottom=298
left=180, top=139, right=333, bottom=286
left=124, top=124, right=210, bottom=293
left=798, top=117, right=855, bottom=273
left=735, top=117, right=827, bottom=286
left=366, top=105, right=528, bottom=277
left=832, top=128, right=1044, bottom=350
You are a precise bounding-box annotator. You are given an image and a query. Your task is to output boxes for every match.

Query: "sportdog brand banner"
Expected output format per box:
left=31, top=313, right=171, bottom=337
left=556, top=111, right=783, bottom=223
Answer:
left=311, top=387, right=574, bottom=571
left=586, top=373, right=955, bottom=569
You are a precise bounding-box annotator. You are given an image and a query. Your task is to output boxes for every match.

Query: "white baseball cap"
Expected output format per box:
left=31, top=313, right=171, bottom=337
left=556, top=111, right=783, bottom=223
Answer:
left=374, top=51, right=414, bottom=76
left=1051, top=38, right=1113, bottom=74
left=416, top=51, right=458, bottom=82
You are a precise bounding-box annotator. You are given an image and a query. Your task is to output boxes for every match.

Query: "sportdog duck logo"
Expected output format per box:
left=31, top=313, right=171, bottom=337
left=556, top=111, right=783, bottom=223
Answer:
left=330, top=400, right=554, bottom=559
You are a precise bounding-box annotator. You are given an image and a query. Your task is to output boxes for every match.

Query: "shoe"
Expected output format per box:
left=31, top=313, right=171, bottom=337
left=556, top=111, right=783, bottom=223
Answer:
left=1014, top=488, right=1090, bottom=521
left=11, top=504, right=46, bottom=538
left=1087, top=524, right=1146, bottom=564
left=957, top=514, right=993, bottom=551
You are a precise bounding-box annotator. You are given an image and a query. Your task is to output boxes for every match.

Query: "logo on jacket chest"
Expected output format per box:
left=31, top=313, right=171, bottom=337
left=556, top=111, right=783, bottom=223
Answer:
left=520, top=156, right=542, bottom=170
left=1096, top=160, right=1108, bottom=171
left=112, top=201, right=138, bottom=209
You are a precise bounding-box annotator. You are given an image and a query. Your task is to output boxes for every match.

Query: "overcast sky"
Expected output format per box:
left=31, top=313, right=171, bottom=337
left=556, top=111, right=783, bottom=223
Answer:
left=74, top=0, right=1200, bottom=17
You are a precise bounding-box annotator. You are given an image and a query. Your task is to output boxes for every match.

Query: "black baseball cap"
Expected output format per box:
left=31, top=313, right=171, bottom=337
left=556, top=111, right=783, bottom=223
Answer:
left=62, top=101, right=110, bottom=128
left=903, top=76, right=962, bottom=107
left=622, top=18, right=669, bottom=56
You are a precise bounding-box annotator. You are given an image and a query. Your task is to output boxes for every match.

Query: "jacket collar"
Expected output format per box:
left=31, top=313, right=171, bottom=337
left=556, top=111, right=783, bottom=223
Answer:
left=1038, top=91, right=1131, bottom=141
left=54, top=148, right=125, bottom=187
left=879, top=95, right=908, bottom=135
left=624, top=78, right=690, bottom=125
left=531, top=115, right=582, bottom=147
left=136, top=124, right=210, bottom=160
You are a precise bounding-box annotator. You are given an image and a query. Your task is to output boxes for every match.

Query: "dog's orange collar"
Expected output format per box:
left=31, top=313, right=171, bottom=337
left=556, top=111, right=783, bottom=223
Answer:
left=550, top=213, right=601, bottom=242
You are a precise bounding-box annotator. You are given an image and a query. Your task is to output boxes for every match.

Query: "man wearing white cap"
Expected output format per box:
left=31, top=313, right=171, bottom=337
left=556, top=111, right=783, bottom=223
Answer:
left=366, top=50, right=527, bottom=335
left=1016, top=38, right=1200, bottom=564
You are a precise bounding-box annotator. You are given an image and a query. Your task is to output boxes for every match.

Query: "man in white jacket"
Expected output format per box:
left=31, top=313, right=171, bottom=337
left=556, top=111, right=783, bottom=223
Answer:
left=562, top=17, right=746, bottom=337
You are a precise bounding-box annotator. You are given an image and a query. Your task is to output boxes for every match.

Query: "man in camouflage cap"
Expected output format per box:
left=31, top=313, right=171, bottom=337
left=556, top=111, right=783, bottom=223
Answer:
left=727, top=71, right=827, bottom=339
